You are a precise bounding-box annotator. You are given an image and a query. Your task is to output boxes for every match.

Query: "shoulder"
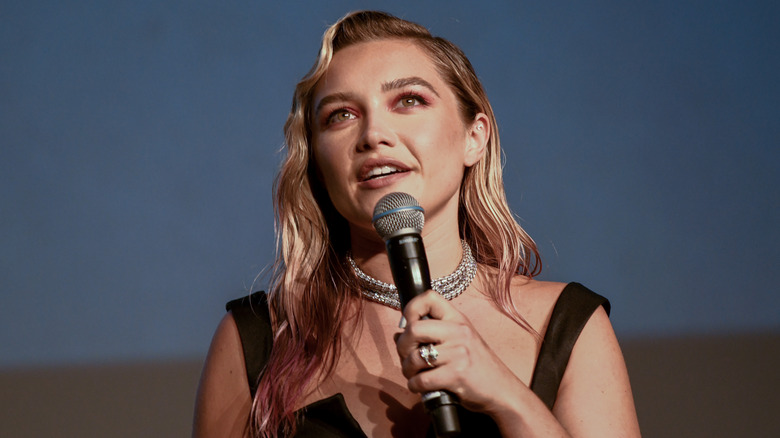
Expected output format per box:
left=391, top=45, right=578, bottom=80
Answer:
left=193, top=312, right=252, bottom=438
left=506, top=277, right=568, bottom=335
left=203, top=312, right=248, bottom=374
left=508, top=278, right=610, bottom=335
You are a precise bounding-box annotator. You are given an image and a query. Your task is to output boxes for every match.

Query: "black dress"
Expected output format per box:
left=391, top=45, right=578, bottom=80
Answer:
left=226, top=282, right=610, bottom=437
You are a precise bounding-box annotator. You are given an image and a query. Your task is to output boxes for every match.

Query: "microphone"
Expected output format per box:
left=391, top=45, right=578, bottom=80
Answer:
left=372, top=192, right=461, bottom=437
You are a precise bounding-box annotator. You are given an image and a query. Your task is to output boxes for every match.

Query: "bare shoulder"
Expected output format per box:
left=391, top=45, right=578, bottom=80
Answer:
left=507, top=277, right=569, bottom=334
left=509, top=276, right=567, bottom=304
left=193, top=312, right=252, bottom=438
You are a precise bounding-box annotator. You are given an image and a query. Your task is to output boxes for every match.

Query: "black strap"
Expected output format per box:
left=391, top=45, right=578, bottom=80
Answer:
left=226, top=291, right=272, bottom=396
left=529, top=282, right=610, bottom=410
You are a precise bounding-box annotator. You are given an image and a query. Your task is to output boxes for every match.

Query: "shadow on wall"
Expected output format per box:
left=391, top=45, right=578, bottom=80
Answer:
left=0, top=333, right=778, bottom=437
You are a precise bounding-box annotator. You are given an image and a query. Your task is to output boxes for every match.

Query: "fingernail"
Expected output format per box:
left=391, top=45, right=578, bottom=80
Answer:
left=399, top=316, right=407, bottom=329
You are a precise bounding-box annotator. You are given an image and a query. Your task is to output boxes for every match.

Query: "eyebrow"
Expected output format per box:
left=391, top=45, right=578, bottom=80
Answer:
left=381, top=76, right=441, bottom=97
left=314, top=76, right=441, bottom=117
left=315, top=92, right=357, bottom=117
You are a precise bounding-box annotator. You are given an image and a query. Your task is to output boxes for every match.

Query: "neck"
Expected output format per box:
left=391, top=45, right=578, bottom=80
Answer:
left=348, top=209, right=464, bottom=286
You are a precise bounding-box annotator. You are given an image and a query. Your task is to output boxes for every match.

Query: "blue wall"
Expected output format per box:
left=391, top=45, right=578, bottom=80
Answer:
left=1, top=0, right=778, bottom=368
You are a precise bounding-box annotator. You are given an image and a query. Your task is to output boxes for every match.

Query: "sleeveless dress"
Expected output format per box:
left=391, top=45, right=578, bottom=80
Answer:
left=226, top=282, right=609, bottom=437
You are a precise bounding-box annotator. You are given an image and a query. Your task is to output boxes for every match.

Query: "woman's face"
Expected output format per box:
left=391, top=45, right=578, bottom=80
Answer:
left=310, top=39, right=486, bottom=235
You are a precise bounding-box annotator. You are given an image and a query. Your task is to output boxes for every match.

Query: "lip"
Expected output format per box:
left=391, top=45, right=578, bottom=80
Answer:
left=356, top=157, right=412, bottom=189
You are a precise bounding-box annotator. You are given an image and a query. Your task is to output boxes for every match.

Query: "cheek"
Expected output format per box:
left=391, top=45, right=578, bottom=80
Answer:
left=312, top=131, right=347, bottom=169
left=425, top=122, right=468, bottom=160
left=311, top=145, right=348, bottom=204
left=311, top=139, right=334, bottom=175
left=313, top=152, right=345, bottom=189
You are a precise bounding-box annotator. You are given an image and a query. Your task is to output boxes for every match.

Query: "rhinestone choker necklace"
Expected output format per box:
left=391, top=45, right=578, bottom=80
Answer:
left=347, top=240, right=477, bottom=310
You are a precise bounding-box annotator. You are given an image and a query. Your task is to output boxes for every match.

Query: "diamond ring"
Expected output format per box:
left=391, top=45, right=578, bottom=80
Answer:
left=419, top=344, right=439, bottom=368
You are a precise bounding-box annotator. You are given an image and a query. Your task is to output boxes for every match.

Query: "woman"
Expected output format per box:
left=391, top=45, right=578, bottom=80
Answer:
left=194, top=10, right=640, bottom=438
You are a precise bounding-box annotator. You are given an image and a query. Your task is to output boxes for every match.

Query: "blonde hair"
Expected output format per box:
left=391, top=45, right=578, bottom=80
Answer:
left=251, top=10, right=540, bottom=437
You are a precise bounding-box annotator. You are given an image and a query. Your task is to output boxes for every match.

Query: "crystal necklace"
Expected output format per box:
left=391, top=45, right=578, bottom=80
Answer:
left=347, top=240, right=477, bottom=310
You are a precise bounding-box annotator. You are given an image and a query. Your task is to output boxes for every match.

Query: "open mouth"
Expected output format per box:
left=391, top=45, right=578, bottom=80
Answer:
left=362, top=165, right=407, bottom=181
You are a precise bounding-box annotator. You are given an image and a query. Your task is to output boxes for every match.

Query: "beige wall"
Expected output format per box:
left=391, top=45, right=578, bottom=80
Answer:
left=1, top=333, right=778, bottom=437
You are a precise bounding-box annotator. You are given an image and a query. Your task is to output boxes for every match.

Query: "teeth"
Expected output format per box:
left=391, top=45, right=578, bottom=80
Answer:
left=365, top=165, right=400, bottom=179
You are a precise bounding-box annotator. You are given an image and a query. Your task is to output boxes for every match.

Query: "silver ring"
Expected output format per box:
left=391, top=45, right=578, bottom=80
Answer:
left=419, top=344, right=439, bottom=368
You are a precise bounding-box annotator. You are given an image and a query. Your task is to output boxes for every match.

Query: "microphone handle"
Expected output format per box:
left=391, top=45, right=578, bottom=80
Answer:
left=385, top=234, right=461, bottom=437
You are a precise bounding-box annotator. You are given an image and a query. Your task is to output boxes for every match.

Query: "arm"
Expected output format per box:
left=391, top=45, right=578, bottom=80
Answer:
left=551, top=306, right=641, bottom=436
left=192, top=313, right=253, bottom=438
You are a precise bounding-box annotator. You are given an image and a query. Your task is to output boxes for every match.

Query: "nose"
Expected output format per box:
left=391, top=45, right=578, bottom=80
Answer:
left=357, top=111, right=394, bottom=152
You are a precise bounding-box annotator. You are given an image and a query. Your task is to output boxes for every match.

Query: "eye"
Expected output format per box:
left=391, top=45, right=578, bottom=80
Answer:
left=396, top=94, right=428, bottom=109
left=326, top=108, right=356, bottom=125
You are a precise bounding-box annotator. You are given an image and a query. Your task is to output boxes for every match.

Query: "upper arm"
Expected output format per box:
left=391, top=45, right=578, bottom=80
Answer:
left=552, top=306, right=641, bottom=437
left=193, top=312, right=253, bottom=438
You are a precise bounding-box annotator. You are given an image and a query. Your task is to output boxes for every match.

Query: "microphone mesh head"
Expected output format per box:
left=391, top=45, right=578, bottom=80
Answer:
left=372, top=192, right=425, bottom=239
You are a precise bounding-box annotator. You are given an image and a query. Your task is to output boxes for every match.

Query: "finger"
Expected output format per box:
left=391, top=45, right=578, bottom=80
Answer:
left=401, top=343, right=447, bottom=379
left=402, top=290, right=461, bottom=324
left=395, top=318, right=462, bottom=358
left=406, top=365, right=463, bottom=396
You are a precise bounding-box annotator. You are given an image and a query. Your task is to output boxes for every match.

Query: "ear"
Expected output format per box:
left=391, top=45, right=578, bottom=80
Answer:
left=464, top=113, right=489, bottom=167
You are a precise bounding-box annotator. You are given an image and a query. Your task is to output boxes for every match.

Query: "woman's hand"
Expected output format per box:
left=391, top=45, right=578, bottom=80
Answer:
left=395, top=287, right=641, bottom=438
left=394, top=290, right=525, bottom=416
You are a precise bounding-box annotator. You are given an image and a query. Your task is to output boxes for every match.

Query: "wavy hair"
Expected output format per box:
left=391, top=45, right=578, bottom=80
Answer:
left=250, top=10, right=541, bottom=437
